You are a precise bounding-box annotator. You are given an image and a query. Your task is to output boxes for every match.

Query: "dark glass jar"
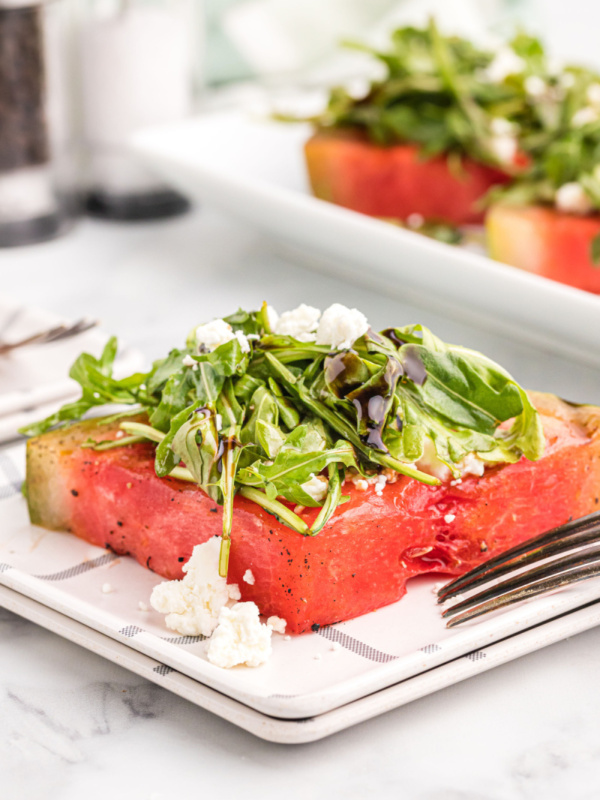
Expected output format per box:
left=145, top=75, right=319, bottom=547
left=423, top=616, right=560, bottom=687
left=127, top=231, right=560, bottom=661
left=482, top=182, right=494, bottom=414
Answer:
left=0, top=0, right=79, bottom=246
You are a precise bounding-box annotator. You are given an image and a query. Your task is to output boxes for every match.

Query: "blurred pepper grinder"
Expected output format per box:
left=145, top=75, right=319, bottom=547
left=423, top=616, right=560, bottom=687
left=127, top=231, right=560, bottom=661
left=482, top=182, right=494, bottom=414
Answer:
left=0, top=0, right=78, bottom=247
left=81, top=0, right=197, bottom=220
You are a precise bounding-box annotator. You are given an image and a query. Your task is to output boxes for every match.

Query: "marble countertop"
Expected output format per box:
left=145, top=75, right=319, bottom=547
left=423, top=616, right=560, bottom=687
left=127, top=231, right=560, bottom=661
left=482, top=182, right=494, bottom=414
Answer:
left=2, top=209, right=600, bottom=799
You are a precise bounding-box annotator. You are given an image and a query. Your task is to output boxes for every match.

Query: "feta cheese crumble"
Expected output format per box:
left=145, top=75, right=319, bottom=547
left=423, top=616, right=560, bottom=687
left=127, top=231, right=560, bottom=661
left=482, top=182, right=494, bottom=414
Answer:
left=524, top=75, right=547, bottom=98
left=444, top=514, right=456, bottom=524
left=489, top=117, right=515, bottom=136
left=300, top=474, right=329, bottom=502
left=267, top=615, right=287, bottom=634
left=555, top=182, right=593, bottom=214
left=207, top=602, right=272, bottom=668
left=243, top=569, right=255, bottom=585
left=150, top=538, right=241, bottom=637
left=572, top=106, right=599, bottom=128
left=588, top=83, right=600, bottom=106
left=182, top=354, right=196, bottom=367
left=101, top=583, right=114, bottom=594
left=489, top=134, right=517, bottom=165
left=315, top=303, right=369, bottom=350
left=374, top=474, right=387, bottom=497
left=273, top=303, right=321, bottom=342
left=195, top=319, right=250, bottom=354
left=484, top=48, right=525, bottom=83
left=234, top=330, right=250, bottom=353
left=406, top=212, right=424, bottom=229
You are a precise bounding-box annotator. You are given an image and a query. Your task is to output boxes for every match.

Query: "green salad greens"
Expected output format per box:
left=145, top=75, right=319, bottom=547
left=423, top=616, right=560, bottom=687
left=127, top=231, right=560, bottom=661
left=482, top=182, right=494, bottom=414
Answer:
left=303, top=21, right=558, bottom=170
left=304, top=20, right=600, bottom=218
left=20, top=303, right=544, bottom=575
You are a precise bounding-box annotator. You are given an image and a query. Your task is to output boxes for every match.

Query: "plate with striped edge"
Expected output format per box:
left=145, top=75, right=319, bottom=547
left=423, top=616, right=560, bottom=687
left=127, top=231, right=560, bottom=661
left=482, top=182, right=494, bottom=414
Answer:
left=4, top=583, right=600, bottom=744
left=3, top=440, right=600, bottom=723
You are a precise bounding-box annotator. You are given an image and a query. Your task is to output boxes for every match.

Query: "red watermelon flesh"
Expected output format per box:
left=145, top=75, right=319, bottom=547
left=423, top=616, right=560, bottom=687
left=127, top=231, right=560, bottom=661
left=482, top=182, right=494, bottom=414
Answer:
left=304, top=129, right=514, bottom=226
left=486, top=204, right=600, bottom=294
left=25, top=392, right=600, bottom=633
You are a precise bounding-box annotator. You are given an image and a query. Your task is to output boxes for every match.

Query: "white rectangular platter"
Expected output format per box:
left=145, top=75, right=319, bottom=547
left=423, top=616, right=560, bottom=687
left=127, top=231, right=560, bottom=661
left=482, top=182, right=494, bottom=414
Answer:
left=132, top=112, right=600, bottom=368
left=3, top=442, right=600, bottom=728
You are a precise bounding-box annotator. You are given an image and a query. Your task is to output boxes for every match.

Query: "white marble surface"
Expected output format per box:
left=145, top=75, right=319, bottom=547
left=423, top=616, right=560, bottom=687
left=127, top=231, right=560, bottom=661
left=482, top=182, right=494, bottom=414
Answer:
left=2, top=209, right=600, bottom=798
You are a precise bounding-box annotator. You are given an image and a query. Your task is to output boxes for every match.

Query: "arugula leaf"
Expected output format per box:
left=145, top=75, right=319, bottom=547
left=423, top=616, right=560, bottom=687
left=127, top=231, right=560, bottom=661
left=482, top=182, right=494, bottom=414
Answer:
left=18, top=337, right=146, bottom=437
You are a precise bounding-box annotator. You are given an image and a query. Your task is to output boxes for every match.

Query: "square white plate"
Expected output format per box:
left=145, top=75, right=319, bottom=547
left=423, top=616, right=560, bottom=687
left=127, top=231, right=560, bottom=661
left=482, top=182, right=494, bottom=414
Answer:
left=4, top=582, right=600, bottom=744
left=133, top=112, right=600, bottom=368
left=3, top=442, right=600, bottom=731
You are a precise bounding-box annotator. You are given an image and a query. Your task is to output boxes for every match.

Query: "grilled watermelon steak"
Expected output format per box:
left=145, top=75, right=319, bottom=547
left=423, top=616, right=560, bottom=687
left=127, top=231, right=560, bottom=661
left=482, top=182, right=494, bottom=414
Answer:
left=487, top=204, right=600, bottom=294
left=305, top=130, right=511, bottom=226
left=25, top=393, right=600, bottom=633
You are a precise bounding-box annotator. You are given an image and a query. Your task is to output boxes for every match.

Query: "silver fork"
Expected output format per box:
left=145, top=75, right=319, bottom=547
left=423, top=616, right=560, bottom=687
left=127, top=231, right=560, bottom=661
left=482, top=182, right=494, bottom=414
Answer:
left=437, top=511, right=600, bottom=627
left=0, top=318, right=98, bottom=356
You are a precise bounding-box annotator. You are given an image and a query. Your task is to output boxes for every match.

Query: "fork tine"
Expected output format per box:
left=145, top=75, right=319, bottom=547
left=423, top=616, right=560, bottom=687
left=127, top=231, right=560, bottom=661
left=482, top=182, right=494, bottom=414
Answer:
left=48, top=319, right=97, bottom=342
left=0, top=318, right=98, bottom=355
left=445, top=560, right=600, bottom=627
left=438, top=511, right=600, bottom=602
left=442, top=542, right=600, bottom=620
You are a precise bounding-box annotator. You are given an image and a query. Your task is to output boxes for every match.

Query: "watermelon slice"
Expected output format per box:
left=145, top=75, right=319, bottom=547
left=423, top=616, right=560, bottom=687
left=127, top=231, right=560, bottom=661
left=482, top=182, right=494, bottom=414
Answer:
left=25, top=392, right=600, bottom=633
left=304, top=129, right=513, bottom=226
left=486, top=204, right=600, bottom=294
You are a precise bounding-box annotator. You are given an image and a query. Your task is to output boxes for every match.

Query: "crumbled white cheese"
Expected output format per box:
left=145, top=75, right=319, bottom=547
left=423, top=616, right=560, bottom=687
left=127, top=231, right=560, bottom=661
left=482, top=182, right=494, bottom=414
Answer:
left=195, top=319, right=235, bottom=351
left=489, top=134, right=517, bottom=165
left=194, top=319, right=250, bottom=354
left=444, top=513, right=456, bottom=524
left=182, top=354, right=196, bottom=367
left=150, top=538, right=241, bottom=637
left=284, top=635, right=291, bottom=641
left=555, top=182, right=593, bottom=214
left=374, top=474, right=387, bottom=497
left=588, top=83, right=600, bottom=106
left=315, top=303, right=369, bottom=350
left=572, top=106, right=599, bottom=127
left=354, top=478, right=368, bottom=491
left=234, top=330, right=251, bottom=353
left=460, top=453, right=487, bottom=477
left=267, top=615, right=287, bottom=634
left=101, top=583, right=114, bottom=594
left=484, top=48, right=525, bottom=83
left=243, top=569, right=255, bottom=585
left=416, top=439, right=488, bottom=482
left=273, top=303, right=321, bottom=342
left=560, top=71, right=576, bottom=89
left=247, top=333, right=260, bottom=340
left=406, top=212, right=424, bottom=229
left=489, top=117, right=514, bottom=136
left=300, top=474, right=329, bottom=502
left=138, top=601, right=149, bottom=612
left=330, top=641, right=342, bottom=652
left=524, top=75, right=547, bottom=98
left=207, top=602, right=272, bottom=668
